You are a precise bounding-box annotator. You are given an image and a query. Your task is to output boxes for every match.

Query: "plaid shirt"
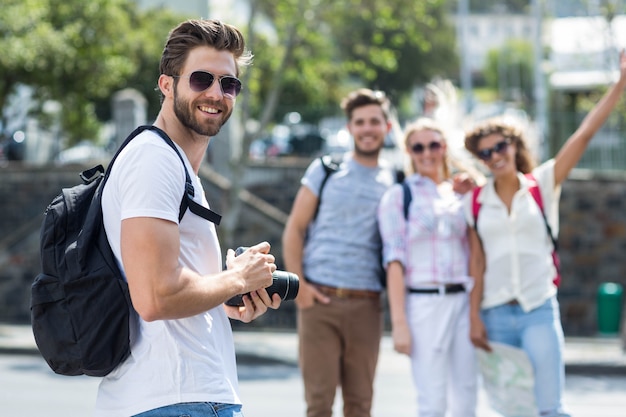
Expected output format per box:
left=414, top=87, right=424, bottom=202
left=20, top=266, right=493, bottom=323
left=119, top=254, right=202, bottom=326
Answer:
left=378, top=174, right=472, bottom=288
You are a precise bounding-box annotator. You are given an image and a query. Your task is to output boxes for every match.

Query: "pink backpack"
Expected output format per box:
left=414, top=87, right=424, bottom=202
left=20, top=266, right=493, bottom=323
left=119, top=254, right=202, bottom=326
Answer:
left=471, top=173, right=561, bottom=287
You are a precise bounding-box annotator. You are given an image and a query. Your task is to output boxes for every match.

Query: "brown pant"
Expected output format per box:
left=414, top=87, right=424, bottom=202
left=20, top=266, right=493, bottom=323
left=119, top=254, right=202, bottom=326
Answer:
left=298, top=296, right=383, bottom=417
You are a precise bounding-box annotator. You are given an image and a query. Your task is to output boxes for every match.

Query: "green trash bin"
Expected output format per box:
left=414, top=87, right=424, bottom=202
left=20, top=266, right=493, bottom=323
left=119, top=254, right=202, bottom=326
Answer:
left=597, top=282, right=624, bottom=335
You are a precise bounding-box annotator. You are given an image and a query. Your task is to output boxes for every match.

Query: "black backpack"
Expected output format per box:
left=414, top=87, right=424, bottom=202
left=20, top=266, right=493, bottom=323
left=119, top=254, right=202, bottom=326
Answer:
left=30, top=125, right=221, bottom=377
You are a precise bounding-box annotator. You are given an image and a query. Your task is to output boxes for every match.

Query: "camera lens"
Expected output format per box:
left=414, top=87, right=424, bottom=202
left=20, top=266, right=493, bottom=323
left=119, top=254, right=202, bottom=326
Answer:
left=267, top=270, right=300, bottom=301
left=225, top=270, right=300, bottom=307
left=225, top=247, right=300, bottom=306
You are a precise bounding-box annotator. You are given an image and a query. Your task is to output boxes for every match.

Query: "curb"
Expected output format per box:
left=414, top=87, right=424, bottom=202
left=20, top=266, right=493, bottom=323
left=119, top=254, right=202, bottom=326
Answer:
left=2, top=325, right=626, bottom=376
left=565, top=362, right=626, bottom=376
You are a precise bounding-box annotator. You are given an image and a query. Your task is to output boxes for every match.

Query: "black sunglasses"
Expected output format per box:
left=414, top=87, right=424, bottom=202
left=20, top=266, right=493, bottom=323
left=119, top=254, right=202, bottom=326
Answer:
left=477, top=139, right=510, bottom=161
left=172, top=70, right=242, bottom=98
left=411, top=141, right=442, bottom=154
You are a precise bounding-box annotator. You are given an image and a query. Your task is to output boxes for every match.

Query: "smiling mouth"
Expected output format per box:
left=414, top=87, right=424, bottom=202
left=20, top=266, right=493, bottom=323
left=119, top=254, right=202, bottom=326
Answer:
left=490, top=159, right=507, bottom=169
left=199, top=105, right=220, bottom=114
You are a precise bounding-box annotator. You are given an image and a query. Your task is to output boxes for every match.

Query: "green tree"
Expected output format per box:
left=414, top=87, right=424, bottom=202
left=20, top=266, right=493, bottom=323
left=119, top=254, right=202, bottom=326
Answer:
left=0, top=0, right=185, bottom=146
left=1, top=0, right=138, bottom=144
left=248, top=0, right=458, bottom=123
left=94, top=8, right=187, bottom=122
left=324, top=0, right=458, bottom=105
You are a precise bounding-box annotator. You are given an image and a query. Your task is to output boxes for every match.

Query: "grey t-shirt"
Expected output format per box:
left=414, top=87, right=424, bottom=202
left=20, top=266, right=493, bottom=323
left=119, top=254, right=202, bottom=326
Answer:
left=301, top=154, right=395, bottom=291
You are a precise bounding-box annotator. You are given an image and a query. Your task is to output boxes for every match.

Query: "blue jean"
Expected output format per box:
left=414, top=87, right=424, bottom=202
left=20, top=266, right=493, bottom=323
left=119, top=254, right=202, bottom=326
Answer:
left=132, top=402, right=244, bottom=417
left=481, top=297, right=571, bottom=417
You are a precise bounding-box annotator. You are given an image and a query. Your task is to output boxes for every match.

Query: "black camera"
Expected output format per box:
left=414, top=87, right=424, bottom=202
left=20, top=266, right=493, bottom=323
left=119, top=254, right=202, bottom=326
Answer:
left=225, top=247, right=300, bottom=307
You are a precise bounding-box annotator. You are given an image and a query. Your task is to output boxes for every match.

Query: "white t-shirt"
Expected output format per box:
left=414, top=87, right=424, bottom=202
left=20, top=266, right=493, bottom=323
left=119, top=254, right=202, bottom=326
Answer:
left=97, top=130, right=239, bottom=416
left=463, top=160, right=560, bottom=313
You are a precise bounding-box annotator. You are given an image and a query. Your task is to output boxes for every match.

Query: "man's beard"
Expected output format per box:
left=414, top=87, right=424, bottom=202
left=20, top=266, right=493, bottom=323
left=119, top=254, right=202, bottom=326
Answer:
left=173, top=85, right=233, bottom=137
left=353, top=141, right=383, bottom=159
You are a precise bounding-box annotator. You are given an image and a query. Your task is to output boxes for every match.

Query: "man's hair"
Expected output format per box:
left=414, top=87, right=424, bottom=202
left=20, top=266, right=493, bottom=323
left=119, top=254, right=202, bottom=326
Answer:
left=340, top=88, right=391, bottom=121
left=465, top=118, right=536, bottom=174
left=159, top=19, right=253, bottom=78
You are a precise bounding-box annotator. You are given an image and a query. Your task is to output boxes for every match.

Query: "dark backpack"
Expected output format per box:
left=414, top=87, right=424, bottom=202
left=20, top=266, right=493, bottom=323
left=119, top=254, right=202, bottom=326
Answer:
left=471, top=173, right=561, bottom=287
left=30, top=125, right=221, bottom=377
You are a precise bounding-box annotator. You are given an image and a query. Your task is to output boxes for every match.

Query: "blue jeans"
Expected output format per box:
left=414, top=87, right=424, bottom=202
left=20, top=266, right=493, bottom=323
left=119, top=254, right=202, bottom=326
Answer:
left=481, top=297, right=571, bottom=417
left=132, top=402, right=244, bottom=417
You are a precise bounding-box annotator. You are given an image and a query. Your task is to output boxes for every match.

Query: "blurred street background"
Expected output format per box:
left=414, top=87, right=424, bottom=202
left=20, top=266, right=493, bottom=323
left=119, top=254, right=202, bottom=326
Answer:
left=3, top=0, right=626, bottom=414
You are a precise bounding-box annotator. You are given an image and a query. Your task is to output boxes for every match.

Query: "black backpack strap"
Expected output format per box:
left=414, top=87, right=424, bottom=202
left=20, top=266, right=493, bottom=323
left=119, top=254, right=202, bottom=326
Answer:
left=104, top=125, right=221, bottom=226
left=313, top=155, right=341, bottom=221
left=178, top=181, right=222, bottom=224
left=401, top=180, right=412, bottom=220
left=147, top=126, right=221, bottom=226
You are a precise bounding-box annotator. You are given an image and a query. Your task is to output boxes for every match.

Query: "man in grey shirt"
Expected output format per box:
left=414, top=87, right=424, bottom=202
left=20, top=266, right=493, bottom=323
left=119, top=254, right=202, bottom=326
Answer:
left=282, top=88, right=395, bottom=417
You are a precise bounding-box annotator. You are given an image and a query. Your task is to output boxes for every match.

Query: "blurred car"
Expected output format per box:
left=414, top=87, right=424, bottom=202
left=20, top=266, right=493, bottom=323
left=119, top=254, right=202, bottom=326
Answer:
left=249, top=123, right=324, bottom=160
left=1, top=130, right=26, bottom=161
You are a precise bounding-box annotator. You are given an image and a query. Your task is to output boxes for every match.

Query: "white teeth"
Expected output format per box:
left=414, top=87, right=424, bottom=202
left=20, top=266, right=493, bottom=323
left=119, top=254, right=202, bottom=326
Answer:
left=199, top=106, right=218, bottom=114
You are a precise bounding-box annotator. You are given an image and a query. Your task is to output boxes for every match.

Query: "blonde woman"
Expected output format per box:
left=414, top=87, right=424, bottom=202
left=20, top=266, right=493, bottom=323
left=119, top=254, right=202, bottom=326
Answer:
left=378, top=118, right=478, bottom=417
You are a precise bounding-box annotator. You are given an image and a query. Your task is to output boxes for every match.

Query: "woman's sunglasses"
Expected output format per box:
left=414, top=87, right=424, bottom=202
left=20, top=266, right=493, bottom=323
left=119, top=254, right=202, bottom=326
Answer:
left=172, top=70, right=242, bottom=98
left=410, top=141, right=442, bottom=154
left=477, top=139, right=510, bottom=161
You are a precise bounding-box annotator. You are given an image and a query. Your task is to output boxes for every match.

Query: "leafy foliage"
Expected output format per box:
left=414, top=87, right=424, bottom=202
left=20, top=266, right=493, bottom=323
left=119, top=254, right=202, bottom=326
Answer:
left=0, top=0, right=185, bottom=145
left=249, top=0, right=458, bottom=123
left=1, top=0, right=458, bottom=148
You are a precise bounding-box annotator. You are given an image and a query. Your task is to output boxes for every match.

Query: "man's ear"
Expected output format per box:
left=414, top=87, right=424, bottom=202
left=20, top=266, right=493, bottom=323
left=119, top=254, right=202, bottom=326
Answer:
left=157, top=74, right=174, bottom=98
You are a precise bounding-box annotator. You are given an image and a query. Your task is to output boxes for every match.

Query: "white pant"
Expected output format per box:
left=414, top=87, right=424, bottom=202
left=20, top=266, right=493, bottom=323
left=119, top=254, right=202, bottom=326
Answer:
left=407, top=291, right=478, bottom=417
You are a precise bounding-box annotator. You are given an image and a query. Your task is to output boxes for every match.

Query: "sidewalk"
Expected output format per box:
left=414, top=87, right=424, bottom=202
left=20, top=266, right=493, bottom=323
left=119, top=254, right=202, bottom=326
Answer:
left=2, top=324, right=626, bottom=375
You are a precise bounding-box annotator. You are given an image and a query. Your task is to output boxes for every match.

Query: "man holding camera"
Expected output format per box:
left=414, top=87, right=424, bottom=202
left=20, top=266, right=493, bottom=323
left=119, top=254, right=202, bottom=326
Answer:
left=98, top=19, right=281, bottom=417
left=283, top=88, right=395, bottom=417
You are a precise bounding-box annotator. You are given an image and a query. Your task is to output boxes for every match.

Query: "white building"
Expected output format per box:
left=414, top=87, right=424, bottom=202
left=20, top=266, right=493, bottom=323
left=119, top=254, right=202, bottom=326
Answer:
left=548, top=15, right=626, bottom=92
left=453, top=13, right=537, bottom=75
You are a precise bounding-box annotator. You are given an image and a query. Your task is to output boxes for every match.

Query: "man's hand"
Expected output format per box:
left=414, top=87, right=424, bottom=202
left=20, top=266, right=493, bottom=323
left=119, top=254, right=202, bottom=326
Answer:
left=225, top=242, right=276, bottom=295
left=224, top=291, right=281, bottom=323
left=295, top=281, right=330, bottom=309
left=223, top=241, right=281, bottom=322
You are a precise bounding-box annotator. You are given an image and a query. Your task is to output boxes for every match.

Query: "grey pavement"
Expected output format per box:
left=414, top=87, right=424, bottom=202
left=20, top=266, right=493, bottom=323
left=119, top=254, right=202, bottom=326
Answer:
left=1, top=324, right=626, bottom=416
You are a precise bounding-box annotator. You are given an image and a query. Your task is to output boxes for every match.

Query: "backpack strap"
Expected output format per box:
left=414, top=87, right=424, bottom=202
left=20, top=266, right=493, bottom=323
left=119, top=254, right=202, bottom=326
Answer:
left=471, top=185, right=483, bottom=230
left=524, top=173, right=557, bottom=249
left=313, top=154, right=342, bottom=220
left=103, top=125, right=221, bottom=225
left=401, top=180, right=412, bottom=220
left=525, top=173, right=561, bottom=285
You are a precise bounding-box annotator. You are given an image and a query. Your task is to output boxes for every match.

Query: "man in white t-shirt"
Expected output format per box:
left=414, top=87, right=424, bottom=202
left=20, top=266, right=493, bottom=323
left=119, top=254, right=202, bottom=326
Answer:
left=98, top=19, right=281, bottom=417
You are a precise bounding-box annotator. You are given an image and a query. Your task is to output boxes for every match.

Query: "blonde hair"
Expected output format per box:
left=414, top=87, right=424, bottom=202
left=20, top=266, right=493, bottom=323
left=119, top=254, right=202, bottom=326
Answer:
left=403, top=118, right=451, bottom=179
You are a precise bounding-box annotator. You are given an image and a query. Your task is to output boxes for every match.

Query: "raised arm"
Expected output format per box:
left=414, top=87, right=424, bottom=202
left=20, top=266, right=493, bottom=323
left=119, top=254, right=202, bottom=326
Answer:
left=554, top=49, right=626, bottom=185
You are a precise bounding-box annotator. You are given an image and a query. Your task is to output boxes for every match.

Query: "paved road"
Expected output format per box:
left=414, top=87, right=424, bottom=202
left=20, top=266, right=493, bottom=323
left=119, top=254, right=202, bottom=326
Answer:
left=1, top=336, right=626, bottom=416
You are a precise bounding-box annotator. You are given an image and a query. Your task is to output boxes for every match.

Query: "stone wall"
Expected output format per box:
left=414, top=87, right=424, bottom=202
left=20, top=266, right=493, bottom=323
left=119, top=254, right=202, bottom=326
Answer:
left=1, top=161, right=626, bottom=335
